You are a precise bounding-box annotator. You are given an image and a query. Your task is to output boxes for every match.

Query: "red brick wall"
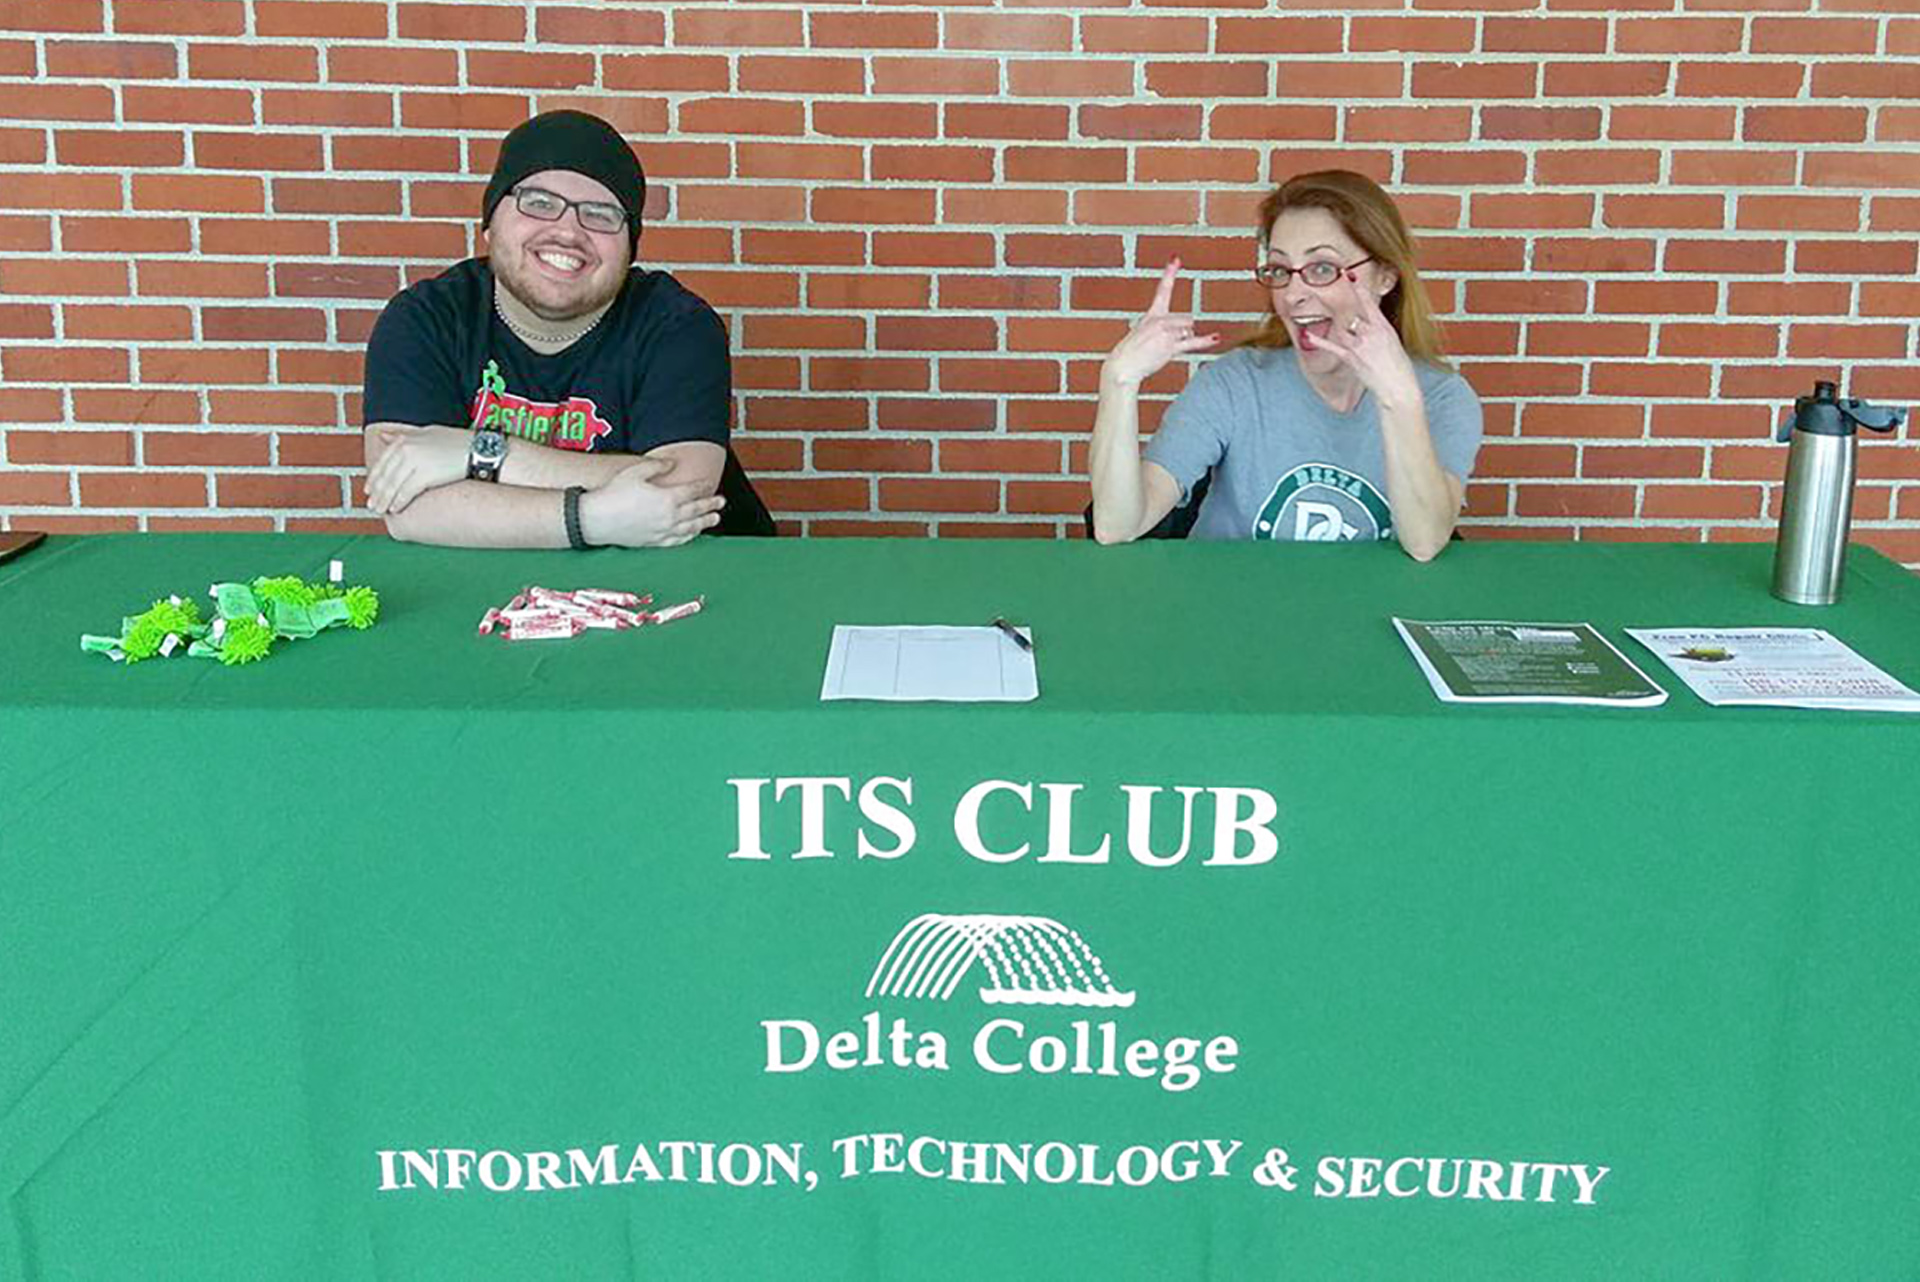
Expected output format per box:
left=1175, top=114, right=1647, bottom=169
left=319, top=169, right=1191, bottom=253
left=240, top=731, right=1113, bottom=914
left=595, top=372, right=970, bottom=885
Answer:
left=0, top=0, right=1916, bottom=563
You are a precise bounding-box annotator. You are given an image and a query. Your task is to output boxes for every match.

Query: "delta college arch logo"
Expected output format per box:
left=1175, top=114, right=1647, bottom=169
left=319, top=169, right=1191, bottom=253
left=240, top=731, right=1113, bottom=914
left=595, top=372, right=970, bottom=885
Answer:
left=1252, top=464, right=1393, bottom=543
left=866, top=912, right=1136, bottom=1008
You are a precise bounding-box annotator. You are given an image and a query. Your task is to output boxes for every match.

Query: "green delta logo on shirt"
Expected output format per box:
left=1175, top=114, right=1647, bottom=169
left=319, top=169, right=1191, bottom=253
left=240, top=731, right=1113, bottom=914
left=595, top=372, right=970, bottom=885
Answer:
left=1252, top=464, right=1393, bottom=543
left=468, top=359, right=613, bottom=452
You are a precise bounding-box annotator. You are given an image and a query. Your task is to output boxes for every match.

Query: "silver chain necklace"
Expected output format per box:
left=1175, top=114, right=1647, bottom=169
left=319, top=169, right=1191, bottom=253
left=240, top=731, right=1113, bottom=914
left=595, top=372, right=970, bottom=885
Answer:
left=494, top=292, right=606, bottom=348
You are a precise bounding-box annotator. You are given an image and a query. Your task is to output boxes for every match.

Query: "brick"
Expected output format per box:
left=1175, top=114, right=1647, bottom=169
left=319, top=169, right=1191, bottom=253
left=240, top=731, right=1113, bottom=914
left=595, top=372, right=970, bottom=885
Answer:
left=1787, top=324, right=1910, bottom=359
left=117, top=0, right=244, bottom=35
left=1005, top=147, right=1126, bottom=184
left=810, top=10, right=936, bottom=49
left=873, top=145, right=993, bottom=183
left=1488, top=17, right=1607, bottom=51
left=742, top=230, right=864, bottom=267
left=1671, top=150, right=1799, bottom=186
left=534, top=4, right=661, bottom=45
left=1745, top=106, right=1868, bottom=142
left=816, top=101, right=935, bottom=139
left=810, top=274, right=929, bottom=310
left=277, top=349, right=364, bottom=385
left=1527, top=321, right=1650, bottom=357
left=1411, top=62, right=1537, bottom=99
left=1657, top=323, right=1780, bottom=358
left=946, top=103, right=1069, bottom=140
left=44, top=38, right=175, bottom=77
left=0, top=39, right=29, bottom=73
left=326, top=45, right=457, bottom=86
left=254, top=2, right=387, bottom=38
left=674, top=8, right=803, bottom=47
left=1484, top=107, right=1602, bottom=141
left=189, top=41, right=315, bottom=81
left=1609, top=105, right=1736, bottom=140
left=133, top=172, right=264, bottom=213
left=469, top=51, right=592, bottom=89
left=1475, top=443, right=1578, bottom=477
left=400, top=1, right=521, bottom=41
left=941, top=359, right=1061, bottom=394
left=1136, top=147, right=1262, bottom=184
left=78, top=472, right=207, bottom=507
left=202, top=217, right=331, bottom=256
left=938, top=275, right=1060, bottom=311
left=1795, top=240, right=1916, bottom=275
left=1469, top=194, right=1595, bottom=229
left=0, top=472, right=73, bottom=506
left=1719, top=365, right=1839, bottom=400
left=269, top=177, right=398, bottom=216
left=1278, top=62, right=1403, bottom=98
left=1348, top=107, right=1472, bottom=143
left=1351, top=16, right=1475, bottom=51
left=145, top=430, right=271, bottom=464
left=681, top=96, right=805, bottom=136
left=0, top=174, right=122, bottom=211
left=1078, top=104, right=1201, bottom=142
left=873, top=232, right=996, bottom=268
left=202, top=306, right=328, bottom=342
left=1005, top=234, right=1127, bottom=270
left=1515, top=484, right=1638, bottom=518
left=744, top=314, right=867, bottom=351
left=5, top=429, right=131, bottom=465
left=947, top=188, right=1068, bottom=226
left=0, top=259, right=128, bottom=296
left=1542, top=61, right=1670, bottom=97
left=757, top=479, right=870, bottom=513
left=0, top=128, right=41, bottom=164
left=1211, top=106, right=1337, bottom=140
left=1727, top=282, right=1851, bottom=316
left=1444, top=321, right=1521, bottom=356
left=0, top=302, right=51, bottom=338
left=1648, top=403, right=1774, bottom=440
left=945, top=12, right=1069, bottom=51
left=744, top=398, right=869, bottom=432
left=123, top=85, right=253, bottom=124
left=1458, top=362, right=1585, bottom=397
left=1082, top=15, right=1206, bottom=53
left=1519, top=403, right=1645, bottom=438
left=4, top=346, right=127, bottom=382
left=606, top=54, right=728, bottom=92
left=1604, top=193, right=1726, bottom=229
left=134, top=346, right=266, bottom=386
left=809, top=358, right=929, bottom=392
left=678, top=184, right=804, bottom=224
left=1752, top=16, right=1878, bottom=53
left=1807, top=152, right=1920, bottom=189
left=1007, top=317, right=1127, bottom=353
left=1215, top=17, right=1343, bottom=53
left=64, top=303, right=191, bottom=340
left=1736, top=195, right=1863, bottom=232
left=1810, top=61, right=1920, bottom=99
left=1146, top=60, right=1268, bottom=98
left=736, top=143, right=863, bottom=181
left=217, top=474, right=344, bottom=508
left=1676, top=62, right=1806, bottom=98
left=1860, top=282, right=1920, bottom=318
left=193, top=132, right=323, bottom=172
left=805, top=519, right=927, bottom=537
left=879, top=477, right=999, bottom=513
left=211, top=390, right=339, bottom=426
left=1006, top=481, right=1092, bottom=517
left=1597, top=281, right=1718, bottom=314
left=7, top=85, right=115, bottom=121
left=51, top=128, right=178, bottom=168
left=872, top=56, right=996, bottom=95
left=65, top=216, right=190, bottom=255
left=1535, top=149, right=1661, bottom=186
left=1663, top=238, right=1785, bottom=274
left=814, top=439, right=933, bottom=474
left=1615, top=18, right=1743, bottom=52
left=1589, top=362, right=1713, bottom=397
left=71, top=388, right=197, bottom=424
left=1884, top=109, right=1920, bottom=143
left=941, top=440, right=1064, bottom=473
left=1, top=0, right=102, bottom=31
left=882, top=398, right=996, bottom=432
left=137, top=260, right=268, bottom=298
left=1006, top=60, right=1135, bottom=98
left=266, top=89, right=394, bottom=128
left=1072, top=189, right=1198, bottom=228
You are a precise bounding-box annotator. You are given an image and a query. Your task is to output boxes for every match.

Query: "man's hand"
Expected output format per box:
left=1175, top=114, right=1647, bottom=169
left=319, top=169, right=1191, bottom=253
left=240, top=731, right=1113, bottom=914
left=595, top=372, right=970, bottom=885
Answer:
left=579, top=458, right=726, bottom=548
left=366, top=424, right=473, bottom=515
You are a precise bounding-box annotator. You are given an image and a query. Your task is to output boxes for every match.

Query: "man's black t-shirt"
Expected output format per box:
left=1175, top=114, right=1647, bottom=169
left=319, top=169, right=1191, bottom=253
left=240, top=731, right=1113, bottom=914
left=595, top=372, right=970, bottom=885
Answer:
left=360, top=258, right=729, bottom=456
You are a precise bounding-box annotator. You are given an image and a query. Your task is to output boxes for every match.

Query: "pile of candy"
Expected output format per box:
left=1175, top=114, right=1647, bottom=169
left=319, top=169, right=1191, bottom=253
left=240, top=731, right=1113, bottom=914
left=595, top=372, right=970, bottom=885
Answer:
left=478, top=586, right=704, bottom=641
left=81, top=562, right=379, bottom=666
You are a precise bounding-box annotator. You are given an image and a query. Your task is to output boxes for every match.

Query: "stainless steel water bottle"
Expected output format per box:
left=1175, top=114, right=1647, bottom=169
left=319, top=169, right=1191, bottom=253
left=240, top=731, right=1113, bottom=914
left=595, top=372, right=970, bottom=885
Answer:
left=1771, top=381, right=1906, bottom=605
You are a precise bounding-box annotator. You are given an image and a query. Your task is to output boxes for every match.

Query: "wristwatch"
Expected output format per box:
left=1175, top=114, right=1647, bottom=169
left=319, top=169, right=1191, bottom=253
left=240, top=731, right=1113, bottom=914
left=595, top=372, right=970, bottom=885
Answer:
left=466, top=427, right=507, bottom=482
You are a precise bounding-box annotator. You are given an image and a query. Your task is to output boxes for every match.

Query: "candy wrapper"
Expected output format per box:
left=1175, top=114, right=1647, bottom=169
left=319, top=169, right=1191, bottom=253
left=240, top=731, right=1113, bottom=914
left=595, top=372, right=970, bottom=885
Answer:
left=82, top=567, right=380, bottom=667
left=478, top=586, right=703, bottom=643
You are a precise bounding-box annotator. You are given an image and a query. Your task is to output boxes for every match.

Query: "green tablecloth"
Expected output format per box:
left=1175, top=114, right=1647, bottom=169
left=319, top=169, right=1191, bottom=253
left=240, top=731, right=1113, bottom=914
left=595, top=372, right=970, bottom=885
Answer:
left=3, top=534, right=1917, bottom=1277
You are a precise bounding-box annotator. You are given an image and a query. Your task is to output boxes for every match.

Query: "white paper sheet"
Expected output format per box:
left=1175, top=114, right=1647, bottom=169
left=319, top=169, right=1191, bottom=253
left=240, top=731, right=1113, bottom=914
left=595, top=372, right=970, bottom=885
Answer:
left=821, top=625, right=1038, bottom=702
left=1625, top=627, right=1920, bottom=712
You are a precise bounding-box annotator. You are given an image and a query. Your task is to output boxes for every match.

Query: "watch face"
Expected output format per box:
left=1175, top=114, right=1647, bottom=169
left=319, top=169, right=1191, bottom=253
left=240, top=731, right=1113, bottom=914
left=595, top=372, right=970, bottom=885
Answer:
left=473, top=431, right=506, bottom=461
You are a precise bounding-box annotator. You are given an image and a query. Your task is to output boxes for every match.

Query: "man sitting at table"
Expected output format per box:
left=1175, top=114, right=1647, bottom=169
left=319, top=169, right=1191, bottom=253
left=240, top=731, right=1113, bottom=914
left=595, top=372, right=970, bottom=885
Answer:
left=361, top=109, right=769, bottom=548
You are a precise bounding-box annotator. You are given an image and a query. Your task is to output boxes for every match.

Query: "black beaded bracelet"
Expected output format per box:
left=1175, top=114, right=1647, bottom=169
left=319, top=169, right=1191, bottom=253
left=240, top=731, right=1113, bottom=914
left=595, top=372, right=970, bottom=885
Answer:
left=563, top=485, right=594, bottom=551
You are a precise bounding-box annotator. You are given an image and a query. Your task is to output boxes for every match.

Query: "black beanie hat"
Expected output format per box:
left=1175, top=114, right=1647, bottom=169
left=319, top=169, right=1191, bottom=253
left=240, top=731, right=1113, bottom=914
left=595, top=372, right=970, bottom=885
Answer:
left=482, top=110, right=646, bottom=257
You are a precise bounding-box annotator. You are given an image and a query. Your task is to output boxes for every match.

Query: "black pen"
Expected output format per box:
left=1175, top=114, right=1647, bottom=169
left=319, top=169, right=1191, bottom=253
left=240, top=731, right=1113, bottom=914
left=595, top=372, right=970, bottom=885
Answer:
left=991, top=616, right=1033, bottom=653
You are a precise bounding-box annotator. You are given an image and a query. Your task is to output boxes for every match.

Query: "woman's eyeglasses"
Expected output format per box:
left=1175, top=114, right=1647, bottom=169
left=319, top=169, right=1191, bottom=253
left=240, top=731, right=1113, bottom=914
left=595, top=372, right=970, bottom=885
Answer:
left=510, top=186, right=627, bottom=236
left=1254, top=255, right=1375, bottom=288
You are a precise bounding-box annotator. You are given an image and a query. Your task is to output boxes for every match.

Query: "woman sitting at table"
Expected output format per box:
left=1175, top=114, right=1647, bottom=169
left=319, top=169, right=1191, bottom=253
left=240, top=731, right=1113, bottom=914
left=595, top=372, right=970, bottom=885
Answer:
left=1089, top=170, right=1482, bottom=561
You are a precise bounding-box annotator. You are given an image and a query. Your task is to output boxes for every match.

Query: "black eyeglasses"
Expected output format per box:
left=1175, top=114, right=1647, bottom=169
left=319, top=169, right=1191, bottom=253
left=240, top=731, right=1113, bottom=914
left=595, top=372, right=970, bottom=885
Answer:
left=510, top=185, right=627, bottom=236
left=1254, top=255, right=1375, bottom=288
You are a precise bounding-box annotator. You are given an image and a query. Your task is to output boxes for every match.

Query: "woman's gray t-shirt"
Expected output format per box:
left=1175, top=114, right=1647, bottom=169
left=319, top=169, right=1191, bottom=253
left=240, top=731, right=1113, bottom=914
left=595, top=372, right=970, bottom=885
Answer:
left=1141, top=346, right=1483, bottom=543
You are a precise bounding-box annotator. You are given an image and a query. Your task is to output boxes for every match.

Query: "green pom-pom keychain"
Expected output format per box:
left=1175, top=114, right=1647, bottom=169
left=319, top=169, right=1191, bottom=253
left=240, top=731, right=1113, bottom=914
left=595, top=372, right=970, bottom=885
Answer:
left=84, top=564, right=377, bottom=667
left=217, top=615, right=274, bottom=666
left=342, top=585, right=380, bottom=629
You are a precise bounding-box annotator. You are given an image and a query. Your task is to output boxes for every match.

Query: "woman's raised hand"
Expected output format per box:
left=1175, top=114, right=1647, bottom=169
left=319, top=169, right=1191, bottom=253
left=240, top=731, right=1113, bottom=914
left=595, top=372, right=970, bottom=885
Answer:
left=1099, top=258, right=1219, bottom=391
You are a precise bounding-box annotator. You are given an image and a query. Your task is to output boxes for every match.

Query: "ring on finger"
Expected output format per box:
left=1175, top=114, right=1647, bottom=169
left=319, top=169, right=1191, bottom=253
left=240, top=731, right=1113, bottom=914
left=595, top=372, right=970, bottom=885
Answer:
left=1346, top=318, right=1361, bottom=335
